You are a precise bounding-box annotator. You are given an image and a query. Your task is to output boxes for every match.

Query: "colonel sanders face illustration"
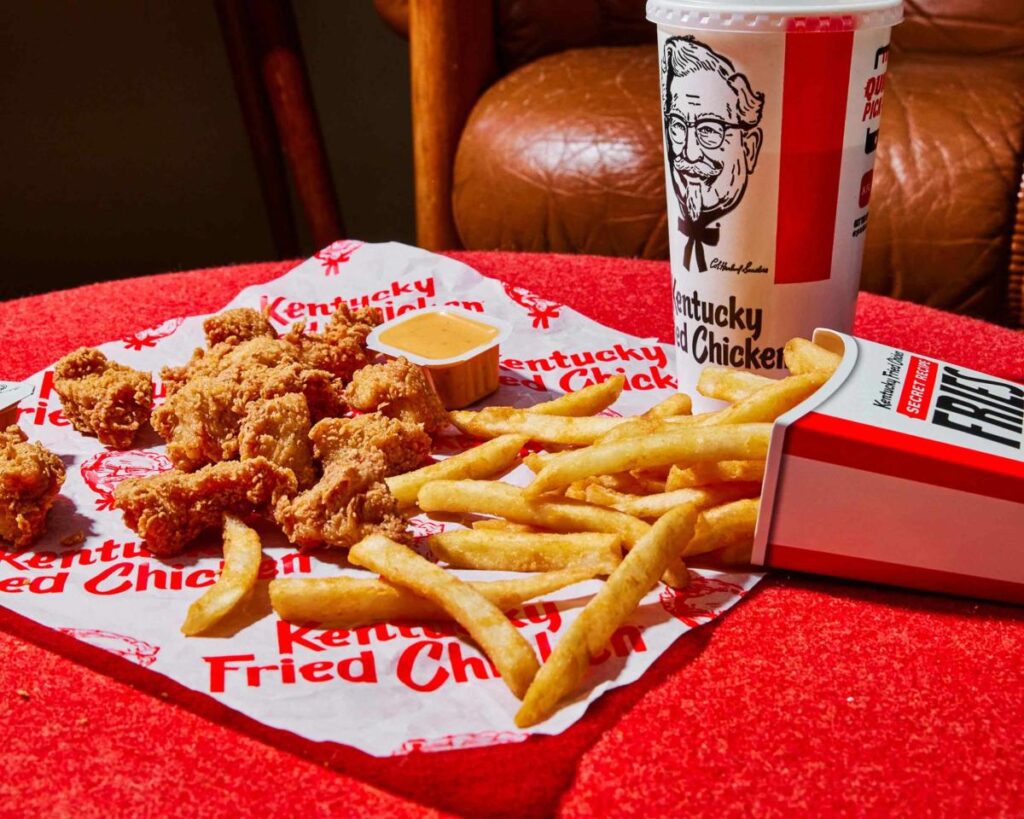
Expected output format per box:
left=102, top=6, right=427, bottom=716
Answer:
left=663, top=36, right=764, bottom=271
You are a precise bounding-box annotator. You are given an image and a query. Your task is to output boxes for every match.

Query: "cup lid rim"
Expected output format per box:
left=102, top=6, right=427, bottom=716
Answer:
left=647, top=0, right=903, bottom=31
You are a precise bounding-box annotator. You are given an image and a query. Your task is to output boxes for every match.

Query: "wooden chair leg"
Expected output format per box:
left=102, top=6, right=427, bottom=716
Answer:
left=216, top=0, right=344, bottom=253
left=409, top=0, right=496, bottom=250
left=215, top=0, right=299, bottom=258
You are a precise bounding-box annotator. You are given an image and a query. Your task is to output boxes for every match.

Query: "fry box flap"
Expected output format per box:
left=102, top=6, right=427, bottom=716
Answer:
left=753, top=330, right=1024, bottom=604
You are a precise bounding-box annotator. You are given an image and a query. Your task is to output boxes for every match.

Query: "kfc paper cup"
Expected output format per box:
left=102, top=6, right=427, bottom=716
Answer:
left=647, top=0, right=903, bottom=407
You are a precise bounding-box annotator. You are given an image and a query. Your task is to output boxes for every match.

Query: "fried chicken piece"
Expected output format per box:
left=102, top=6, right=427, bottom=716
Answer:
left=282, top=305, right=382, bottom=382
left=0, top=426, right=66, bottom=547
left=152, top=338, right=346, bottom=471
left=166, top=307, right=379, bottom=393
left=344, top=357, right=448, bottom=435
left=53, top=348, right=153, bottom=449
left=310, top=412, right=430, bottom=475
left=239, top=393, right=316, bottom=488
left=113, top=456, right=296, bottom=556
left=160, top=334, right=289, bottom=398
left=274, top=447, right=408, bottom=551
left=203, top=307, right=277, bottom=347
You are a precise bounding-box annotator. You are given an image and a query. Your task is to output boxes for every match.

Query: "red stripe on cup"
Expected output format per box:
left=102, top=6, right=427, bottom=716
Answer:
left=896, top=356, right=938, bottom=420
left=774, top=30, right=854, bottom=284
left=765, top=542, right=1024, bottom=605
left=783, top=412, right=1024, bottom=504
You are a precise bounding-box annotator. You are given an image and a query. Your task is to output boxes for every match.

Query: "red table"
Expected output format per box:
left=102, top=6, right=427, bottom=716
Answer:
left=2, top=251, right=1023, bottom=818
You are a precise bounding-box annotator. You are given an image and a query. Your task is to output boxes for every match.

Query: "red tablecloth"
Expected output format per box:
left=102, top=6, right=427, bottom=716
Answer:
left=2, top=251, right=1023, bottom=818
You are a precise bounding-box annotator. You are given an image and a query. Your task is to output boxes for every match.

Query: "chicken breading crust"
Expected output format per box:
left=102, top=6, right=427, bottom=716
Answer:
left=344, top=357, right=449, bottom=435
left=113, top=456, right=296, bottom=556
left=310, top=412, right=431, bottom=476
left=153, top=307, right=381, bottom=471
left=0, top=426, right=66, bottom=547
left=203, top=307, right=277, bottom=348
left=274, top=447, right=408, bottom=551
left=54, top=348, right=153, bottom=449
left=239, top=393, right=316, bottom=488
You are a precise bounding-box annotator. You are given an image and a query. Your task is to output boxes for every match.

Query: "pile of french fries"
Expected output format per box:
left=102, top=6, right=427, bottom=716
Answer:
left=184, top=337, right=841, bottom=727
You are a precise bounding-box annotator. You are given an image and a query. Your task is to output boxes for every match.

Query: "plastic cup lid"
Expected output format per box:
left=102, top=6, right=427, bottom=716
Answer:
left=647, top=0, right=903, bottom=31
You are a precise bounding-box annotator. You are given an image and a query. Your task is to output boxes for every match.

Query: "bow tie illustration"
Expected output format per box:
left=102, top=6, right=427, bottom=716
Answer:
left=678, top=215, right=720, bottom=273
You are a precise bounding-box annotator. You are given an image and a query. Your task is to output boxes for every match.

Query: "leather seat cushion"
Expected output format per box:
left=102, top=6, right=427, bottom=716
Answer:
left=454, top=47, right=668, bottom=260
left=862, top=52, right=1024, bottom=321
left=454, top=45, right=1024, bottom=321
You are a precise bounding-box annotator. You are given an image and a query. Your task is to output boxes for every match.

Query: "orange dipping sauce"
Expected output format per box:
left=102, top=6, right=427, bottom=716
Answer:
left=367, top=307, right=511, bottom=409
left=376, top=311, right=500, bottom=361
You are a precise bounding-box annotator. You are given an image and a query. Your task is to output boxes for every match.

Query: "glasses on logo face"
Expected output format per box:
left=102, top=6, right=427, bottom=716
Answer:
left=668, top=116, right=748, bottom=151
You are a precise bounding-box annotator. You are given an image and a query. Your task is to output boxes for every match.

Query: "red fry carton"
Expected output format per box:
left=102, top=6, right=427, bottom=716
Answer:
left=0, top=381, right=33, bottom=429
left=753, top=330, right=1024, bottom=604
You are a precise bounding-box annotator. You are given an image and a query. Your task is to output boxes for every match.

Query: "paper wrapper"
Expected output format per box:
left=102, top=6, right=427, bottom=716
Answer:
left=0, top=242, right=761, bottom=756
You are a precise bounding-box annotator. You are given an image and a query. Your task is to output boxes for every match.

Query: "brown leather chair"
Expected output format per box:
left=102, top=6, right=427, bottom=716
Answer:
left=378, top=0, right=1024, bottom=327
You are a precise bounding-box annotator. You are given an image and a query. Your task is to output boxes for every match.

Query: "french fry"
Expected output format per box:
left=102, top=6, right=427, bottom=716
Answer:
left=784, top=337, right=842, bottom=376
left=348, top=535, right=540, bottom=699
left=417, top=480, right=651, bottom=547
left=564, top=481, right=589, bottom=501
left=428, top=530, right=622, bottom=574
left=386, top=434, right=527, bottom=506
left=449, top=410, right=629, bottom=446
left=525, top=424, right=771, bottom=497
left=594, top=472, right=662, bottom=495
left=707, top=371, right=828, bottom=426
left=697, top=367, right=774, bottom=403
left=522, top=452, right=549, bottom=473
left=472, top=519, right=545, bottom=533
left=584, top=483, right=760, bottom=520
left=681, top=498, right=760, bottom=558
left=268, top=567, right=596, bottom=627
left=717, top=539, right=753, bottom=565
left=515, top=503, right=700, bottom=727
left=642, top=393, right=693, bottom=419
left=594, top=410, right=728, bottom=444
left=181, top=515, right=262, bottom=636
left=665, top=460, right=766, bottom=490
left=525, top=376, right=624, bottom=416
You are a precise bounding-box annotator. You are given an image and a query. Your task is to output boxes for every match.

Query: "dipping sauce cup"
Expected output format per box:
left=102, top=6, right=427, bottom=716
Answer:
left=367, top=307, right=512, bottom=409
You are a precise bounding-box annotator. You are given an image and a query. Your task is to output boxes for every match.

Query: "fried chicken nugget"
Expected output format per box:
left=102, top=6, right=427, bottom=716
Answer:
left=54, top=348, right=153, bottom=449
left=282, top=305, right=381, bottom=382
left=310, top=412, right=431, bottom=476
left=152, top=340, right=346, bottom=471
left=239, top=393, right=316, bottom=488
left=203, top=307, right=277, bottom=347
left=113, top=456, right=296, bottom=556
left=274, top=448, right=408, bottom=551
left=344, top=357, right=448, bottom=435
left=0, top=426, right=66, bottom=547
left=159, top=333, right=290, bottom=399
left=153, top=305, right=380, bottom=470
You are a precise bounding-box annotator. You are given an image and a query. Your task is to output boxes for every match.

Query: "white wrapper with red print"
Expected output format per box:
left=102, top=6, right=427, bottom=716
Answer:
left=754, top=329, right=1024, bottom=604
left=0, top=242, right=761, bottom=757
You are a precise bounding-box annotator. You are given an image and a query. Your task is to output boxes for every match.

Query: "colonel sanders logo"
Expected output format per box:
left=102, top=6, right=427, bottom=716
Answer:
left=408, top=517, right=446, bottom=562
left=662, top=36, right=764, bottom=273
left=121, top=316, right=185, bottom=351
left=394, top=730, right=528, bottom=755
left=56, top=628, right=160, bottom=667
left=80, top=449, right=174, bottom=510
left=659, top=574, right=746, bottom=627
left=315, top=239, right=363, bottom=275
left=503, top=283, right=562, bottom=330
